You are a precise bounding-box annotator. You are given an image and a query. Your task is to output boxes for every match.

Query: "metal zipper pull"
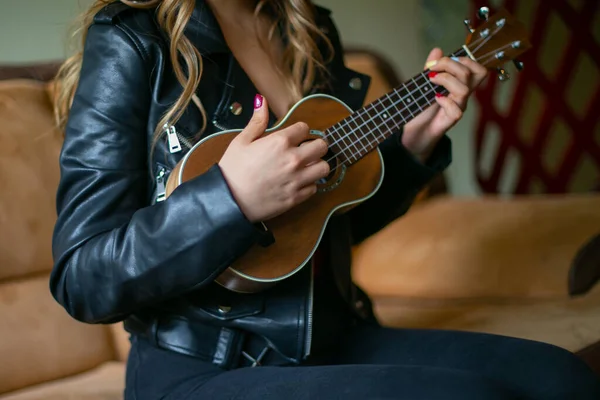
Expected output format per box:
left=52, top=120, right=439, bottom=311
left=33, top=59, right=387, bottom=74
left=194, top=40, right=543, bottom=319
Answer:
left=156, top=168, right=167, bottom=202
left=166, top=125, right=182, bottom=153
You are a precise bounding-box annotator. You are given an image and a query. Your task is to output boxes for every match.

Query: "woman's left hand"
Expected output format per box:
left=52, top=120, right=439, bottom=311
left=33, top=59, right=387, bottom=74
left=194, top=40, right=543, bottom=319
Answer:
left=401, top=47, right=488, bottom=163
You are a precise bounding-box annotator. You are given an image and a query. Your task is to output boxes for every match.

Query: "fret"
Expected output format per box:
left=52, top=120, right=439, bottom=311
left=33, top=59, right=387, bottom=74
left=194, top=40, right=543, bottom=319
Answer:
left=421, top=71, right=438, bottom=95
left=325, top=45, right=470, bottom=167
left=405, top=78, right=429, bottom=111
left=352, top=107, right=380, bottom=158
left=410, top=78, right=427, bottom=111
left=372, top=99, right=388, bottom=141
left=345, top=117, right=369, bottom=155
left=418, top=81, right=436, bottom=104
left=399, top=83, right=420, bottom=119
left=364, top=104, right=386, bottom=141
left=382, top=94, right=401, bottom=130
left=336, top=125, right=360, bottom=162
left=357, top=108, right=378, bottom=152
left=328, top=124, right=357, bottom=164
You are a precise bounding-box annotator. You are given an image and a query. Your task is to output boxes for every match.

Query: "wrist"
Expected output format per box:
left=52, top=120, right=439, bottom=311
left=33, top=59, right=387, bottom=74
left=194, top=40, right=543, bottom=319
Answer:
left=400, top=132, right=439, bottom=165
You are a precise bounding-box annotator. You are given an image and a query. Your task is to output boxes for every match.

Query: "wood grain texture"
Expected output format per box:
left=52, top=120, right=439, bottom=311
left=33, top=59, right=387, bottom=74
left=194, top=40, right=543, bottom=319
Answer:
left=165, top=95, right=383, bottom=292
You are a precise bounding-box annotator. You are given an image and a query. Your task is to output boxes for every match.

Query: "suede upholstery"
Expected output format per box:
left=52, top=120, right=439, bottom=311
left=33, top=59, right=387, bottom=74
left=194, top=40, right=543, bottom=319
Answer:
left=0, top=79, right=125, bottom=399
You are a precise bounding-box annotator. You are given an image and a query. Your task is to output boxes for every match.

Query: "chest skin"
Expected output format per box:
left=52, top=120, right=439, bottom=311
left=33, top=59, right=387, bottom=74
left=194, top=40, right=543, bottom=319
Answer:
left=207, top=0, right=295, bottom=120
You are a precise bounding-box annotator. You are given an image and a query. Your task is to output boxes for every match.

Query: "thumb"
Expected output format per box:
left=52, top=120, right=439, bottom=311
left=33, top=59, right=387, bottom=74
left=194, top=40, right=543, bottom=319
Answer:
left=240, top=94, right=269, bottom=142
left=424, top=47, right=443, bottom=70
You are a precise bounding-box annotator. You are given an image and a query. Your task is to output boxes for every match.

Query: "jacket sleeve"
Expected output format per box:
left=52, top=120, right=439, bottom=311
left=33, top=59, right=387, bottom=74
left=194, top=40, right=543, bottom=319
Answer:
left=50, top=23, right=265, bottom=324
left=347, top=128, right=452, bottom=244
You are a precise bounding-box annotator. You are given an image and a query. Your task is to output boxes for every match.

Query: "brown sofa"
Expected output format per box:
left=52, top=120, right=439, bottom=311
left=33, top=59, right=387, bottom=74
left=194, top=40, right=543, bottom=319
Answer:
left=0, top=52, right=599, bottom=399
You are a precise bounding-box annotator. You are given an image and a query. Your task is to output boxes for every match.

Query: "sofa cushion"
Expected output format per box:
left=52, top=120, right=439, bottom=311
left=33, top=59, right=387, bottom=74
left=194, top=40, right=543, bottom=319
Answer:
left=0, top=362, right=124, bottom=400
left=0, top=275, right=115, bottom=395
left=0, top=80, right=62, bottom=281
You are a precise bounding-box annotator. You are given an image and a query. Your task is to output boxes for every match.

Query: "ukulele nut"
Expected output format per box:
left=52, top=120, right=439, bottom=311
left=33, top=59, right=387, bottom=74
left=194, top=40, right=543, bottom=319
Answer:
left=349, top=77, right=362, bottom=90
left=229, top=102, right=243, bottom=116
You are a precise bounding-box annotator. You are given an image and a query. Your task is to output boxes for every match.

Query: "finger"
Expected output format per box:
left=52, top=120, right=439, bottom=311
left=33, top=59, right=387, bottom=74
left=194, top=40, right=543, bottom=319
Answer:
left=279, top=121, right=311, bottom=146
left=293, top=183, right=318, bottom=205
left=295, top=138, right=328, bottom=164
left=239, top=94, right=269, bottom=142
left=429, top=57, right=472, bottom=87
left=435, top=94, right=463, bottom=126
left=296, top=159, right=330, bottom=187
left=424, top=47, right=443, bottom=70
left=454, top=57, right=488, bottom=86
left=430, top=73, right=469, bottom=109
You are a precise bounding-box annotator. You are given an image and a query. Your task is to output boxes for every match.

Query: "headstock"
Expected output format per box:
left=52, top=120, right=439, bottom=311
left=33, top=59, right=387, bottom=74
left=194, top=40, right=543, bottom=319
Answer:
left=464, top=7, right=532, bottom=82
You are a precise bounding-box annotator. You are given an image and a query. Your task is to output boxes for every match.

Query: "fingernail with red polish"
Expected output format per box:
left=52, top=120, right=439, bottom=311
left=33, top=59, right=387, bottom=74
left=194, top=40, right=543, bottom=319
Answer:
left=436, top=93, right=444, bottom=98
left=428, top=71, right=438, bottom=78
left=254, top=94, right=263, bottom=109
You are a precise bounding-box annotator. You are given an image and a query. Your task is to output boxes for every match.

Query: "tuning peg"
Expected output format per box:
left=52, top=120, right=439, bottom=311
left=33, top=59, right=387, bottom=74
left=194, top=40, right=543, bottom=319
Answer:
left=497, top=67, right=510, bottom=82
left=513, top=59, right=524, bottom=71
left=477, top=7, right=490, bottom=21
left=463, top=19, right=475, bottom=33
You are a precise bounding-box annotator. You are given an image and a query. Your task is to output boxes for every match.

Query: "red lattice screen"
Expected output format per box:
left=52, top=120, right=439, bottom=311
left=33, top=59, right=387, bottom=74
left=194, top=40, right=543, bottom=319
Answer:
left=470, top=0, right=600, bottom=194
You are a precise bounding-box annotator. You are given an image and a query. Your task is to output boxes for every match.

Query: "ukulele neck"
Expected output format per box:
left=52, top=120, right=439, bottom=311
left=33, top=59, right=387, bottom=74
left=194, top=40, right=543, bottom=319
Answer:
left=325, top=47, right=469, bottom=165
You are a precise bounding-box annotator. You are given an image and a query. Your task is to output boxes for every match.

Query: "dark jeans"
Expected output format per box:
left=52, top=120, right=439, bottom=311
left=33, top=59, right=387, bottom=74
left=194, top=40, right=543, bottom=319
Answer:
left=124, top=325, right=600, bottom=399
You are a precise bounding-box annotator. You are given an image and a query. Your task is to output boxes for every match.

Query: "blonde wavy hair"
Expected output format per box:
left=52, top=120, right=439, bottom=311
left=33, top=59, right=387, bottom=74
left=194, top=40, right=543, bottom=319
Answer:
left=53, top=0, right=333, bottom=146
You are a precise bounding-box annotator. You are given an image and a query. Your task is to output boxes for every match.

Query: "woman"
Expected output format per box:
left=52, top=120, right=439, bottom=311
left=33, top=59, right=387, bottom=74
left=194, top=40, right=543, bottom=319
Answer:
left=50, top=0, right=600, bottom=398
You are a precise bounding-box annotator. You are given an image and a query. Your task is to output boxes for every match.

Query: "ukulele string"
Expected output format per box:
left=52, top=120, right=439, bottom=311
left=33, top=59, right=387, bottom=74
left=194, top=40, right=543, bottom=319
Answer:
left=320, top=27, right=499, bottom=146
left=320, top=24, right=507, bottom=170
left=323, top=27, right=508, bottom=168
left=470, top=22, right=504, bottom=55
left=319, top=25, right=497, bottom=145
left=318, top=34, right=491, bottom=147
left=319, top=38, right=485, bottom=151
left=322, top=69, right=445, bottom=153
left=471, top=42, right=516, bottom=67
left=322, top=69, right=450, bottom=167
left=322, top=73, right=438, bottom=171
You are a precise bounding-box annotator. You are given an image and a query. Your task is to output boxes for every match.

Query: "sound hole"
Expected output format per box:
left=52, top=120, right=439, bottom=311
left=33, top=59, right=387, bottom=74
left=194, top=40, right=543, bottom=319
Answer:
left=317, top=146, right=339, bottom=185
left=303, top=129, right=345, bottom=192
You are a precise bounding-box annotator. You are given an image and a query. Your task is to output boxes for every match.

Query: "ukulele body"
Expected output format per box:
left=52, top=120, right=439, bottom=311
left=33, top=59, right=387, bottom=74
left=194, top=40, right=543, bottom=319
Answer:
left=165, top=94, right=385, bottom=293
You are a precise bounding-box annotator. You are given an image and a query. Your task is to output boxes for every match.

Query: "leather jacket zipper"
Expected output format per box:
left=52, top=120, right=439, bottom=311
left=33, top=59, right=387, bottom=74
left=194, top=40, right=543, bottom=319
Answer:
left=155, top=166, right=168, bottom=203
left=154, top=163, right=172, bottom=204
left=163, top=123, right=193, bottom=153
left=212, top=119, right=229, bottom=132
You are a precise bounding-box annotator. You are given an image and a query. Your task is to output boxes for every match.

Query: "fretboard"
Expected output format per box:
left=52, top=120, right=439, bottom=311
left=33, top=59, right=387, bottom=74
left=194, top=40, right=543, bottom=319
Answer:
left=325, top=47, right=468, bottom=165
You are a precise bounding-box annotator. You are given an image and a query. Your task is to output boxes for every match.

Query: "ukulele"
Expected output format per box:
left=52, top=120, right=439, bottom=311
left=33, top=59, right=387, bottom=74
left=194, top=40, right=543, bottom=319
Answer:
left=164, top=7, right=532, bottom=293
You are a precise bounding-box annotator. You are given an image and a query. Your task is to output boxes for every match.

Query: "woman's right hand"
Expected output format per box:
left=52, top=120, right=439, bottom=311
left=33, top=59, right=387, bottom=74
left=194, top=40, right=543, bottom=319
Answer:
left=218, top=94, right=330, bottom=223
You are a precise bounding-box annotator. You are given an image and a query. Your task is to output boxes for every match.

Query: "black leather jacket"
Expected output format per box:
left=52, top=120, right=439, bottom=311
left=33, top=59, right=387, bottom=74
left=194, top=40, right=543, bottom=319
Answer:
left=51, top=0, right=451, bottom=369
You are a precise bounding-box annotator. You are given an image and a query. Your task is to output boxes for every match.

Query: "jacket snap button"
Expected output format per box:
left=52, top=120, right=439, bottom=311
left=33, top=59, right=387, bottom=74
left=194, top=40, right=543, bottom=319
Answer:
left=218, top=305, right=231, bottom=314
left=349, top=77, right=362, bottom=90
left=229, top=102, right=243, bottom=116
